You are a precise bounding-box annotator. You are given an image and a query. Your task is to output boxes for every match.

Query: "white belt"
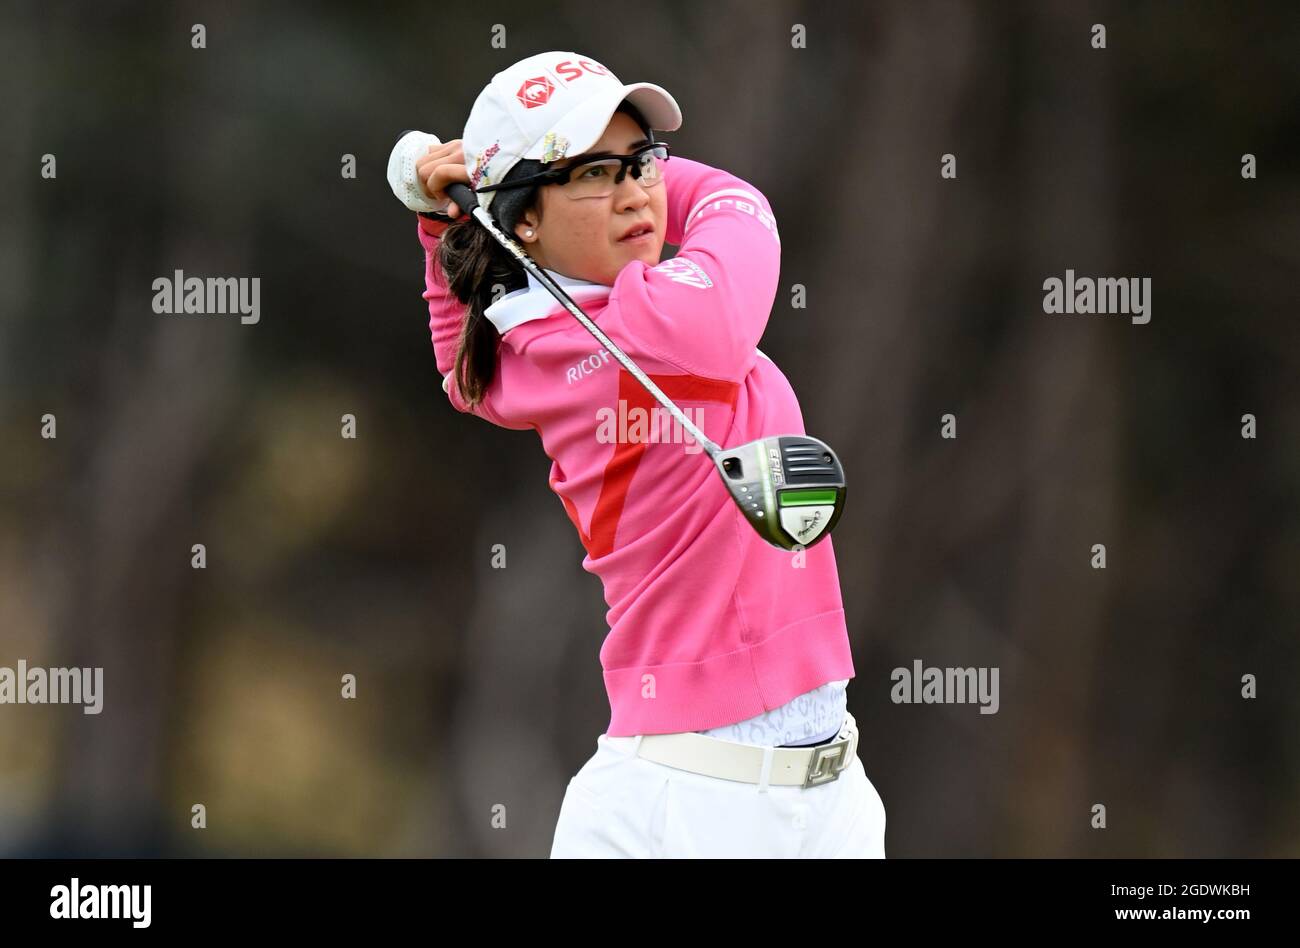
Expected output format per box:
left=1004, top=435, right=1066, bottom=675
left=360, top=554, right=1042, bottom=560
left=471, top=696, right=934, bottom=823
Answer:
left=620, top=711, right=859, bottom=790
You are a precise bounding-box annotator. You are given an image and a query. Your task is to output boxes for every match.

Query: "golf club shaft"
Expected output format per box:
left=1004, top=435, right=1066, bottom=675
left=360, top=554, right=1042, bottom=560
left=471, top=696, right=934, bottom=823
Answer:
left=447, top=182, right=721, bottom=457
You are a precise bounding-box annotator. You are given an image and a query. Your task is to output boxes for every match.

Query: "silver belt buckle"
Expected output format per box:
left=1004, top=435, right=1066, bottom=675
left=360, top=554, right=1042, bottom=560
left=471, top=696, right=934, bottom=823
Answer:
left=802, top=735, right=852, bottom=788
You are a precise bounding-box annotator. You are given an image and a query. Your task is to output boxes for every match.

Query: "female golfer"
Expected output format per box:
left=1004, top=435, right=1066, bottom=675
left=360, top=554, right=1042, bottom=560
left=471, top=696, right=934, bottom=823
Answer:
left=396, top=51, right=886, bottom=857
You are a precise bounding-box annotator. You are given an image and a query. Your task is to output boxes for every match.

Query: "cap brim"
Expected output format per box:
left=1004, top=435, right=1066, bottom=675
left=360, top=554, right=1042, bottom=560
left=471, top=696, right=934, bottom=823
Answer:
left=522, top=82, right=683, bottom=163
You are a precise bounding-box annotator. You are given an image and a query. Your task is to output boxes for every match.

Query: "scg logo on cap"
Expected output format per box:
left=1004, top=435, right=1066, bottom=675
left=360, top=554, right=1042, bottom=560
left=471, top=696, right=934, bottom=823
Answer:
left=516, top=76, right=555, bottom=109
left=515, top=58, right=613, bottom=110
left=554, top=58, right=611, bottom=82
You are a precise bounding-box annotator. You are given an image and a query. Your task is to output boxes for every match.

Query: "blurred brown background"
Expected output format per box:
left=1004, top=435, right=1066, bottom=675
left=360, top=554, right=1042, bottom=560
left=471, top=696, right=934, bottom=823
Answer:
left=0, top=0, right=1296, bottom=857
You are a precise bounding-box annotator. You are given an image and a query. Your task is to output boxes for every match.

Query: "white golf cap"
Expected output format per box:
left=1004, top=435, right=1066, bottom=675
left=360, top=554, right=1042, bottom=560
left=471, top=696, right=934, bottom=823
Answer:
left=462, top=51, right=682, bottom=215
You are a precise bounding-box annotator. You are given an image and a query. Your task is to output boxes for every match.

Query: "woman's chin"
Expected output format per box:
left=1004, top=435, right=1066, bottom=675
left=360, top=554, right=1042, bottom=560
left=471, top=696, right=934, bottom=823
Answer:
left=622, top=241, right=662, bottom=266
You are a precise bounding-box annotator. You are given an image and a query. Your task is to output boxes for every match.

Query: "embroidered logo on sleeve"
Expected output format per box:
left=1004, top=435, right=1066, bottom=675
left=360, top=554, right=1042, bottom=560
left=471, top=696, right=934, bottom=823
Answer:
left=686, top=189, right=780, bottom=245
left=650, top=257, right=714, bottom=289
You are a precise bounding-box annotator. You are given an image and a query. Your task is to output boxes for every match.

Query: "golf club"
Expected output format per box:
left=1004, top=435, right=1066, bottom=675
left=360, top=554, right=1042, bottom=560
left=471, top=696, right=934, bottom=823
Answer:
left=445, top=179, right=846, bottom=551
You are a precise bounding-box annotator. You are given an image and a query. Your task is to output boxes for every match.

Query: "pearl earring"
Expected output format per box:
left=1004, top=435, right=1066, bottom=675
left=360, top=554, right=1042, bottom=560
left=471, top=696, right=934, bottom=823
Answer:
left=525, top=229, right=534, bottom=237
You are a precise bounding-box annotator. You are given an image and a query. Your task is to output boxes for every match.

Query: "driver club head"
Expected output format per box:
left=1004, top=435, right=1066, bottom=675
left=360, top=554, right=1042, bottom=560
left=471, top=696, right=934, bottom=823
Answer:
left=713, top=435, right=846, bottom=550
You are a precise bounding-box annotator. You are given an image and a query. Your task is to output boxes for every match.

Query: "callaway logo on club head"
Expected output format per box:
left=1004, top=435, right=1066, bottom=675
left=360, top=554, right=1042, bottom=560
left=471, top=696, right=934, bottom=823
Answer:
left=797, top=510, right=824, bottom=540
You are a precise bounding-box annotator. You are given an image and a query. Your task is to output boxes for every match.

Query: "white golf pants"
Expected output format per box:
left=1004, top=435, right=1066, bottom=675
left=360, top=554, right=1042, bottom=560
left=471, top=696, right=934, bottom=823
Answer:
left=549, top=731, right=887, bottom=858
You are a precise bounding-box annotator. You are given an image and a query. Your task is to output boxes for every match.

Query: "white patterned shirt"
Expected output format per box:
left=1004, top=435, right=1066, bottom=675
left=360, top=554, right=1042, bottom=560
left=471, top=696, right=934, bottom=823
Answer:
left=695, top=679, right=849, bottom=746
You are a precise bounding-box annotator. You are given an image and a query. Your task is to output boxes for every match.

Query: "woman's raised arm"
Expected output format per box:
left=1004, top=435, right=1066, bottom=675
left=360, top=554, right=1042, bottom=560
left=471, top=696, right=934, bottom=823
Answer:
left=611, top=155, right=782, bottom=383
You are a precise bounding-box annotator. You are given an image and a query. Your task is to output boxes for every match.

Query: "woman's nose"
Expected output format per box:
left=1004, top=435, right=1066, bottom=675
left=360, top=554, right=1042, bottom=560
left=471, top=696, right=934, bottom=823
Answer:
left=614, top=173, right=651, bottom=210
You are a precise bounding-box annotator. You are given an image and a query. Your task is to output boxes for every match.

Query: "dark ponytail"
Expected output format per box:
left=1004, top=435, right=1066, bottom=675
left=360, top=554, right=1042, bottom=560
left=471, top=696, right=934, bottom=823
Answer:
left=435, top=100, right=654, bottom=408
left=435, top=202, right=534, bottom=409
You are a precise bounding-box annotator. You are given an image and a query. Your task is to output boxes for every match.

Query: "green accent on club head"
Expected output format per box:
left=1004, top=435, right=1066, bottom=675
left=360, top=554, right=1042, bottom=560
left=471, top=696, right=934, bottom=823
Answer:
left=779, top=489, right=840, bottom=506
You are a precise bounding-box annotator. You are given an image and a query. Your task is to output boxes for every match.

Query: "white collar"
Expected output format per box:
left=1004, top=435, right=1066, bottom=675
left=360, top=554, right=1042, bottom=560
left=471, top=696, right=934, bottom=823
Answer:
left=484, top=268, right=613, bottom=336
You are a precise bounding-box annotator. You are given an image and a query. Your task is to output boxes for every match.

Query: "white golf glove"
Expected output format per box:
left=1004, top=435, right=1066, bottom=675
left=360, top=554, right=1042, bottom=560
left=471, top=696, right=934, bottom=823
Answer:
left=388, top=129, right=453, bottom=214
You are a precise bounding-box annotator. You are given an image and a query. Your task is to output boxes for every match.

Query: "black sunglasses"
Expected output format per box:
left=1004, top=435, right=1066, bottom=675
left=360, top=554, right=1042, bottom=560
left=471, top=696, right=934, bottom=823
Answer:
left=476, top=142, right=671, bottom=194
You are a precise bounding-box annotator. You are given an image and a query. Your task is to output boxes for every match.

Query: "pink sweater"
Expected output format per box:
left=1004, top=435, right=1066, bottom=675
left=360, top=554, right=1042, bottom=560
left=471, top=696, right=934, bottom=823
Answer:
left=418, top=155, right=854, bottom=736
